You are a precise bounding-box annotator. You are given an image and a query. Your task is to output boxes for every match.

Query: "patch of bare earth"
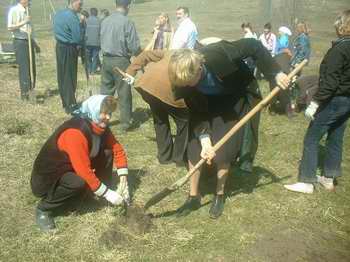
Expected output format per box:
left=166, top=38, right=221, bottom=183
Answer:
left=246, top=224, right=350, bottom=262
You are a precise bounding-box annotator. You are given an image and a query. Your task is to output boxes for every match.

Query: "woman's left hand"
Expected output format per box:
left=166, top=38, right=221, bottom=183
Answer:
left=275, top=72, right=290, bottom=90
left=201, top=145, right=216, bottom=165
left=200, top=135, right=216, bottom=164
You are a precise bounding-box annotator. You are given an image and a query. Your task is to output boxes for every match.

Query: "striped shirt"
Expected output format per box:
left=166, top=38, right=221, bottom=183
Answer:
left=7, top=3, right=33, bottom=40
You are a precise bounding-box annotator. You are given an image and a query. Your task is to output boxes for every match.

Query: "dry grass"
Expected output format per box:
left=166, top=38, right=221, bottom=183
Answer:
left=0, top=0, right=350, bottom=261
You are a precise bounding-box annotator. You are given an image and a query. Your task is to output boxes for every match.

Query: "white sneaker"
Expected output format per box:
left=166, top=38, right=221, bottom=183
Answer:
left=284, top=182, right=314, bottom=194
left=316, top=175, right=335, bottom=191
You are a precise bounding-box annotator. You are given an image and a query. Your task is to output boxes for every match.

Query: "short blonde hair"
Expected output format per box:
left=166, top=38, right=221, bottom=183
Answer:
left=168, top=49, right=205, bottom=87
left=334, top=10, right=350, bottom=36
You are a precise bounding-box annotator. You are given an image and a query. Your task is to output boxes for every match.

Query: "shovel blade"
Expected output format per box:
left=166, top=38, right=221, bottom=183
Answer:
left=144, top=187, right=175, bottom=210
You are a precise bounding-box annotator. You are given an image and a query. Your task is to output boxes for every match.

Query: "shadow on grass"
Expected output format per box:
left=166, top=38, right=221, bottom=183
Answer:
left=150, top=165, right=291, bottom=218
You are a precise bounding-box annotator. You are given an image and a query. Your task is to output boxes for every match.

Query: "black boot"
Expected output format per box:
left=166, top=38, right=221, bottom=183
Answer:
left=36, top=208, right=56, bottom=232
left=209, top=194, right=225, bottom=219
left=176, top=196, right=201, bottom=217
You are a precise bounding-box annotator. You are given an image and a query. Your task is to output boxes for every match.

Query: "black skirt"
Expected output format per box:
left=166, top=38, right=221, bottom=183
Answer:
left=187, top=97, right=245, bottom=166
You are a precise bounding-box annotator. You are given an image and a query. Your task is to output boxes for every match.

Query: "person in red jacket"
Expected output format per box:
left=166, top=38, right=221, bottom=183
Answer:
left=31, top=95, right=129, bottom=231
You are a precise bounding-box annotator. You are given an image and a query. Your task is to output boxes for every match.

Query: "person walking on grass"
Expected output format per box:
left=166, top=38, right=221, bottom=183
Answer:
left=31, top=95, right=130, bottom=232
left=7, top=0, right=39, bottom=101
left=53, top=0, right=83, bottom=114
left=100, top=0, right=141, bottom=132
left=284, top=10, right=350, bottom=194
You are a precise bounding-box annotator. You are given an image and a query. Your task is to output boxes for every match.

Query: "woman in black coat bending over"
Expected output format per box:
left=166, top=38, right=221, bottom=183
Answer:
left=168, top=38, right=290, bottom=218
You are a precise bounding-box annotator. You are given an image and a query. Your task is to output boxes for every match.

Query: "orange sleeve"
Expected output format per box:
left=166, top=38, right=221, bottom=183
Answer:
left=57, top=129, right=101, bottom=191
left=105, top=129, right=128, bottom=175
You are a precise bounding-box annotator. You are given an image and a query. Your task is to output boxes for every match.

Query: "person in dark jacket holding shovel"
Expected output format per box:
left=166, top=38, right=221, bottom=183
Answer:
left=31, top=95, right=130, bottom=231
left=167, top=39, right=290, bottom=218
left=284, top=10, right=350, bottom=194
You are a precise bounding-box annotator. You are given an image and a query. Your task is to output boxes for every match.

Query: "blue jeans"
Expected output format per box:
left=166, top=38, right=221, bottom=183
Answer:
left=298, top=96, right=350, bottom=183
left=86, top=46, right=100, bottom=74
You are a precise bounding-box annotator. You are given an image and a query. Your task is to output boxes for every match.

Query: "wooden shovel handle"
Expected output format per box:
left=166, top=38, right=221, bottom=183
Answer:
left=171, top=59, right=308, bottom=189
left=26, top=7, right=34, bottom=89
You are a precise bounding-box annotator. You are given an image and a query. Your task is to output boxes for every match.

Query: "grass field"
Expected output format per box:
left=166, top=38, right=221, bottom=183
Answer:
left=0, top=0, right=350, bottom=261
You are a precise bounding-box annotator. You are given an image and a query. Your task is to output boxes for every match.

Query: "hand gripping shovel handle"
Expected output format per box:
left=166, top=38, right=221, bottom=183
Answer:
left=144, top=60, right=308, bottom=210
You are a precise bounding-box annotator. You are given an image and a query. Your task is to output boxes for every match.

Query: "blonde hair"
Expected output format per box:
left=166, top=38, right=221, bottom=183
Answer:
left=334, top=9, right=350, bottom=36
left=100, top=96, right=118, bottom=114
left=296, top=22, right=309, bottom=35
left=168, top=49, right=205, bottom=87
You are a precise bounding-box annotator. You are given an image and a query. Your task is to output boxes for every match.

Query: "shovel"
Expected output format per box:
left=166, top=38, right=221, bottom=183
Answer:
left=144, top=59, right=308, bottom=210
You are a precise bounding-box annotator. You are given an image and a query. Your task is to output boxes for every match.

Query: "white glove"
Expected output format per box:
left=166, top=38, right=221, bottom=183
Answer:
left=117, top=176, right=130, bottom=205
left=104, top=189, right=124, bottom=206
left=122, top=73, right=135, bottom=85
left=275, top=72, right=290, bottom=90
left=199, top=135, right=216, bottom=165
left=305, top=101, right=319, bottom=121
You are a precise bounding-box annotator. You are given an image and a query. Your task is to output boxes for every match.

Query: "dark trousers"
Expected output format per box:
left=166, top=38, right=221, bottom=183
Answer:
left=86, top=46, right=101, bottom=74
left=139, top=89, right=189, bottom=164
left=101, top=56, right=132, bottom=127
left=13, top=39, right=36, bottom=96
left=298, top=96, right=350, bottom=183
left=56, top=41, right=78, bottom=111
left=36, top=151, right=113, bottom=212
left=237, top=81, right=262, bottom=171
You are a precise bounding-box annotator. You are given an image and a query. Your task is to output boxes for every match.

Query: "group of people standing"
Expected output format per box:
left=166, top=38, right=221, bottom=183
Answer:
left=7, top=0, right=350, bottom=232
left=241, top=21, right=313, bottom=117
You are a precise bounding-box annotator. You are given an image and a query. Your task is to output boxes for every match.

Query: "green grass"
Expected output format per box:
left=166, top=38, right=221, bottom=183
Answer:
left=0, top=0, right=350, bottom=261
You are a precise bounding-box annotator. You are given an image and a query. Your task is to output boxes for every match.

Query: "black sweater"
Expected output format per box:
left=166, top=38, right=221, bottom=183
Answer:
left=313, top=36, right=350, bottom=103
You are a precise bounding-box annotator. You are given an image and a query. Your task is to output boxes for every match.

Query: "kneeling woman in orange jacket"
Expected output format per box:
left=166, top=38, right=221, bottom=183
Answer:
left=31, top=95, right=129, bottom=231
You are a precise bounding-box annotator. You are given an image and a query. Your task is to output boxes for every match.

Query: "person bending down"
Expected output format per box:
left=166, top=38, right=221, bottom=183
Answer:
left=31, top=95, right=130, bottom=231
left=167, top=39, right=290, bottom=219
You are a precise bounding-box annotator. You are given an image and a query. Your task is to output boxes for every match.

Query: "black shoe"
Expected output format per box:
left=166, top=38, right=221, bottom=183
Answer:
left=36, top=208, right=56, bottom=232
left=209, top=195, right=225, bottom=219
left=176, top=196, right=201, bottom=217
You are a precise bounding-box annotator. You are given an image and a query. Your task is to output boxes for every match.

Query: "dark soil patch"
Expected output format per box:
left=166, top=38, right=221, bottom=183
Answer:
left=99, top=205, right=154, bottom=249
left=5, top=119, right=32, bottom=135
left=120, top=205, right=153, bottom=235
left=99, top=228, right=131, bottom=249
left=246, top=225, right=350, bottom=262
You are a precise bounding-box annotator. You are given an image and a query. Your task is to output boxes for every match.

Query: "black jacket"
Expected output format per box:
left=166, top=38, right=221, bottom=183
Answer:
left=173, top=38, right=281, bottom=137
left=313, top=36, right=350, bottom=103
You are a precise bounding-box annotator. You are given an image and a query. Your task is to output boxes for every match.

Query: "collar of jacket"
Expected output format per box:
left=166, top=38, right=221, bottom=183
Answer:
left=199, top=40, right=241, bottom=79
left=332, top=36, right=350, bottom=46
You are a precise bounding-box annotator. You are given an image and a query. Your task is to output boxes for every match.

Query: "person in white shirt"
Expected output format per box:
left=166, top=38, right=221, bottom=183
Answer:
left=7, top=0, right=38, bottom=100
left=170, top=6, right=198, bottom=49
left=259, top=22, right=277, bottom=56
